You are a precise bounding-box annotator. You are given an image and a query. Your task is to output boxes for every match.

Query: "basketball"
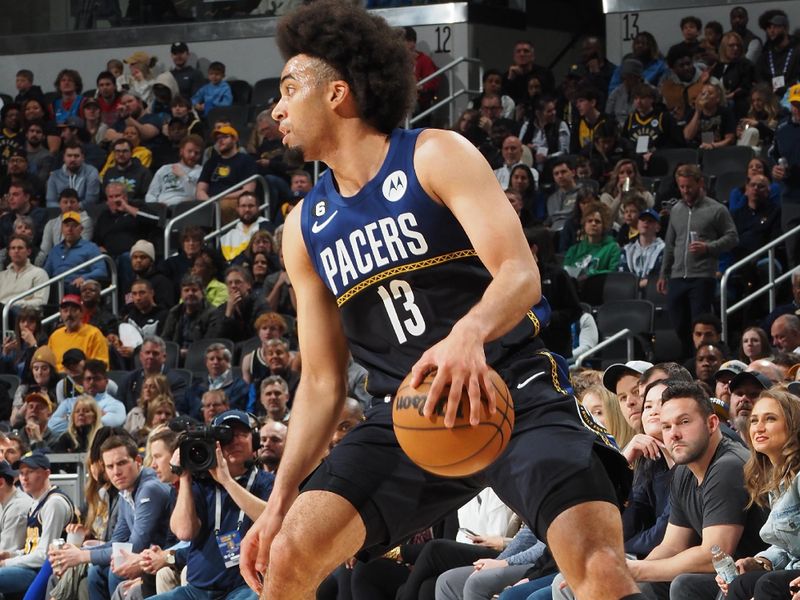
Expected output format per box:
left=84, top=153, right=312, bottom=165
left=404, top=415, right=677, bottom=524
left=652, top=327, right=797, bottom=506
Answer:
left=392, top=368, right=514, bottom=478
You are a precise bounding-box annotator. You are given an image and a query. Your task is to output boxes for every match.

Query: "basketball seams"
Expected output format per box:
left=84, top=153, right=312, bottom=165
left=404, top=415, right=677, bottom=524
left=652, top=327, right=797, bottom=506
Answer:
left=392, top=367, right=514, bottom=477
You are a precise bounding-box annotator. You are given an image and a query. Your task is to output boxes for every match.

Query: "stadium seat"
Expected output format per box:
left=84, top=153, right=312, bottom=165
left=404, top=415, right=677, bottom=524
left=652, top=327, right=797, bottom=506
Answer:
left=252, top=77, right=280, bottom=105
left=649, top=148, right=699, bottom=177
left=712, top=170, right=747, bottom=205
left=228, top=79, right=252, bottom=105
left=595, top=299, right=655, bottom=362
left=0, top=374, right=20, bottom=401
left=206, top=105, right=249, bottom=134
left=701, top=146, right=753, bottom=177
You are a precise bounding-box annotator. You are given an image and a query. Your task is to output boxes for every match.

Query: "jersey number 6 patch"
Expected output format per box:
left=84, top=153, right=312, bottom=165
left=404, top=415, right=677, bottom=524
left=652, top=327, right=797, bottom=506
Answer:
left=377, top=280, right=426, bottom=344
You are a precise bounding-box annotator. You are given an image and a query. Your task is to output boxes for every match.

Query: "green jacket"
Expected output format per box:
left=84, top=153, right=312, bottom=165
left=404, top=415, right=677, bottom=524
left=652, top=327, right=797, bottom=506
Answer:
left=564, top=236, right=621, bottom=277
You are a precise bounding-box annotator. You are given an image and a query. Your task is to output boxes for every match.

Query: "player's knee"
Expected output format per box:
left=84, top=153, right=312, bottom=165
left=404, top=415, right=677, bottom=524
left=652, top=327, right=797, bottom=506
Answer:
left=269, top=529, right=308, bottom=581
left=578, top=545, right=626, bottom=583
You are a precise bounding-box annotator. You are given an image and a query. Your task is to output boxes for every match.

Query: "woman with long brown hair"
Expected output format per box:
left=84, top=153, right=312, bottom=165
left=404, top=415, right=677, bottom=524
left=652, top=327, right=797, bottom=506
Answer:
left=717, top=389, right=800, bottom=599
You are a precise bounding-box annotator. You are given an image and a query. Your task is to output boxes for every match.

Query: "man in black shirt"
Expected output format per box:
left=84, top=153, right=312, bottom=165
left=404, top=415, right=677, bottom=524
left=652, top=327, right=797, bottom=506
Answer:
left=92, top=182, right=159, bottom=258
left=197, top=125, right=257, bottom=200
left=101, top=139, right=153, bottom=201
left=169, top=42, right=204, bottom=99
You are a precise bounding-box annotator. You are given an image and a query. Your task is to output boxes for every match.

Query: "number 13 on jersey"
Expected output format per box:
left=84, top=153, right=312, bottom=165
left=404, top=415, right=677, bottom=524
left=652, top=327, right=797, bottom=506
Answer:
left=377, top=280, right=426, bottom=344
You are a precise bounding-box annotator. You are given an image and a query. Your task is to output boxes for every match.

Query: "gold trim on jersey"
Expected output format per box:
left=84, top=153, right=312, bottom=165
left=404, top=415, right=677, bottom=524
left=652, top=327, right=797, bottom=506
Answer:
left=526, top=310, right=540, bottom=337
left=537, top=350, right=568, bottom=395
left=336, top=249, right=478, bottom=307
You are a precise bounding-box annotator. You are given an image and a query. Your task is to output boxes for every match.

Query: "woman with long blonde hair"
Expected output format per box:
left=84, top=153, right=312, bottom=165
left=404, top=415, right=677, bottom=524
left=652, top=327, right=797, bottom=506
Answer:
left=52, top=395, right=102, bottom=453
left=717, top=389, right=800, bottom=599
left=124, top=374, right=172, bottom=436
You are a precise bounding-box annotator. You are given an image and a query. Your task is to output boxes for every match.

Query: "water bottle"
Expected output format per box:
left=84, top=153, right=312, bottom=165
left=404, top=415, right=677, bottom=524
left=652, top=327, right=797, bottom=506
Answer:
left=711, top=545, right=737, bottom=583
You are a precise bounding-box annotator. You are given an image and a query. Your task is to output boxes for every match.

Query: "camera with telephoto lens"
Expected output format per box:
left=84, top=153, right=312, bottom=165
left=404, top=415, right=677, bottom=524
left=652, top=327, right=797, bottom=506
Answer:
left=169, top=418, right=233, bottom=474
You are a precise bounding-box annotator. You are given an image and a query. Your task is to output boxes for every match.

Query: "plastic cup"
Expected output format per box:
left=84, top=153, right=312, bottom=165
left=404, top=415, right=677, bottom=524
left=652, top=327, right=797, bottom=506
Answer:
left=66, top=531, right=85, bottom=547
left=112, top=542, right=133, bottom=564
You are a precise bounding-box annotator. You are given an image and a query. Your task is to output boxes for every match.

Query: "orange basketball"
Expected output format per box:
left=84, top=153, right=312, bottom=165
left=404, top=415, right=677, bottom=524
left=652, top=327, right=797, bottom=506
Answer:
left=392, top=368, right=514, bottom=478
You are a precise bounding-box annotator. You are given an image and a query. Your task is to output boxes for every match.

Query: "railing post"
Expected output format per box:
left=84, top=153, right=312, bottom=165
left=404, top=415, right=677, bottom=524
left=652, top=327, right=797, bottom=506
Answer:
left=626, top=336, right=634, bottom=361
left=768, top=248, right=776, bottom=312
left=448, top=69, right=454, bottom=126
left=721, top=270, right=729, bottom=343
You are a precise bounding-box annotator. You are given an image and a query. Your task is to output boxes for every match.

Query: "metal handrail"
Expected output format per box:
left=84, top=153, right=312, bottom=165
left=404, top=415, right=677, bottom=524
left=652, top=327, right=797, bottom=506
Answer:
left=163, top=173, right=270, bottom=258
left=406, top=56, right=483, bottom=128
left=720, top=221, right=800, bottom=342
left=1, top=253, right=117, bottom=339
left=573, top=328, right=634, bottom=369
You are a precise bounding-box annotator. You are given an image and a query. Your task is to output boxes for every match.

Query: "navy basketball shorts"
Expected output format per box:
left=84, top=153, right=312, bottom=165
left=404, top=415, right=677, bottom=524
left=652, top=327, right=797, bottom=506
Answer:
left=302, top=347, right=631, bottom=557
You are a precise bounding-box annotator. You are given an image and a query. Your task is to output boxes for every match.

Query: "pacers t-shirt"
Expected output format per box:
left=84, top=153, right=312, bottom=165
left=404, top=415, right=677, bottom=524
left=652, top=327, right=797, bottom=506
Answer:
left=199, top=152, right=257, bottom=197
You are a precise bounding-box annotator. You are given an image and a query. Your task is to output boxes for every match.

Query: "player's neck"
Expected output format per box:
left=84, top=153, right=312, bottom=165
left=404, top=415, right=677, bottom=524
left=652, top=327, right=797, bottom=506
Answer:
left=326, top=126, right=391, bottom=196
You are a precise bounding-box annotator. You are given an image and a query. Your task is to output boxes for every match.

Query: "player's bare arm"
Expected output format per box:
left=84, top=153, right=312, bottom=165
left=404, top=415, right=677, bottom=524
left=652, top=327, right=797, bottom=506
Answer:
left=410, top=129, right=541, bottom=427
left=239, top=204, right=352, bottom=592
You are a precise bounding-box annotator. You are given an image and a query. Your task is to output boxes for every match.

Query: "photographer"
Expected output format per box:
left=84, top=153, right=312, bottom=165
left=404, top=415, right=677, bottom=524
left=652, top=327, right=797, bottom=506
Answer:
left=161, top=410, right=273, bottom=600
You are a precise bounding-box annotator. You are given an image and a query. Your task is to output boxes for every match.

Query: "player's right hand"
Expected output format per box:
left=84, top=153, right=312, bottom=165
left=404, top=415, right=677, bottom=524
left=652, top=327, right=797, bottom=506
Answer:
left=240, top=500, right=288, bottom=594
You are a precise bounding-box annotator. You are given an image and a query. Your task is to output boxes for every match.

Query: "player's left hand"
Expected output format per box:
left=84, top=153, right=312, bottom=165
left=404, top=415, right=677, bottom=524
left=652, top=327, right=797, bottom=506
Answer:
left=410, top=324, right=496, bottom=428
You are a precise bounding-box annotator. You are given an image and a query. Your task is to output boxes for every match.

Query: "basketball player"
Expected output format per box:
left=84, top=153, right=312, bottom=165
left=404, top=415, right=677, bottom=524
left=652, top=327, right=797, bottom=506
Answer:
left=239, top=3, right=643, bottom=599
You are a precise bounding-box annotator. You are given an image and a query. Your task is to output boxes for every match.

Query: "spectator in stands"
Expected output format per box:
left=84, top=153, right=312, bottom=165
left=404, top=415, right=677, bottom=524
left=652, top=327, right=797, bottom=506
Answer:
left=80, top=279, right=118, bottom=337
left=403, top=26, right=440, bottom=115
left=579, top=36, right=617, bottom=98
left=683, top=82, right=737, bottom=149
left=48, top=294, right=109, bottom=371
left=9, top=344, right=57, bottom=427
left=37, top=189, right=93, bottom=266
left=199, top=389, right=228, bottom=425
left=14, top=69, right=42, bottom=106
left=469, top=69, right=515, bottom=120
left=694, top=343, right=725, bottom=388
left=159, top=226, right=205, bottom=295
left=161, top=274, right=216, bottom=362
left=191, top=250, right=229, bottom=308
left=668, top=16, right=703, bottom=59
left=45, top=141, right=101, bottom=207
left=756, top=10, right=798, bottom=99
left=83, top=97, right=108, bottom=148
left=23, top=98, right=59, bottom=154
left=600, top=158, right=655, bottom=226
left=258, top=339, right=298, bottom=399
left=220, top=192, right=270, bottom=262
left=610, top=32, right=667, bottom=95
left=518, top=96, right=570, bottom=172
left=23, top=122, right=54, bottom=188
left=167, top=409, right=272, bottom=600
left=231, top=230, right=279, bottom=273
left=569, top=87, right=608, bottom=153
left=620, top=208, right=664, bottom=289
left=0, top=235, right=49, bottom=309
left=602, top=360, right=652, bottom=443
left=739, top=326, right=771, bottom=363
left=716, top=389, right=800, bottom=600
left=728, top=157, right=781, bottom=212
left=710, top=32, right=755, bottom=119
left=191, top=61, right=232, bottom=118
left=770, top=83, right=800, bottom=268
left=502, top=40, right=554, bottom=103
left=118, top=335, right=187, bottom=413
left=95, top=71, right=121, bottom=127
left=770, top=315, right=800, bottom=353
left=492, top=136, right=528, bottom=190
left=145, top=134, right=203, bottom=207
left=615, top=194, right=646, bottom=245
left=57, top=116, right=106, bottom=172
left=49, top=359, right=125, bottom=436
left=258, top=420, right=287, bottom=474
left=0, top=435, right=26, bottom=468
left=93, top=182, right=159, bottom=259
left=169, top=42, right=204, bottom=99
left=563, top=201, right=620, bottom=281
left=126, top=240, right=175, bottom=308
left=119, top=279, right=168, bottom=342
left=123, top=373, right=171, bottom=436
left=50, top=394, right=102, bottom=453
left=67, top=433, right=172, bottom=600
left=657, top=164, right=738, bottom=356
left=50, top=68, right=86, bottom=125
left=623, top=84, right=683, bottom=173
left=660, top=46, right=705, bottom=128
left=101, top=138, right=153, bottom=200
left=107, top=91, right=166, bottom=150
left=186, top=343, right=249, bottom=419
left=0, top=181, right=46, bottom=248
left=196, top=124, right=257, bottom=203
left=728, top=370, right=771, bottom=442
left=629, top=382, right=767, bottom=599
left=712, top=359, right=746, bottom=411
left=0, top=452, right=74, bottom=597
left=606, top=58, right=646, bottom=127
left=16, top=391, right=58, bottom=452
left=256, top=376, right=291, bottom=423
left=263, top=251, right=296, bottom=316
left=545, top=158, right=580, bottom=231
left=208, top=266, right=263, bottom=343
left=729, top=6, right=762, bottom=63
left=0, top=459, right=32, bottom=554
left=0, top=307, right=45, bottom=381
left=54, top=348, right=86, bottom=405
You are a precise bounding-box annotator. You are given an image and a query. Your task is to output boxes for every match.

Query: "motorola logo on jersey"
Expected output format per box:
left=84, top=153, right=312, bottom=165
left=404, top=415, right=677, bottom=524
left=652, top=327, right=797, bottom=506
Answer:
left=319, top=212, right=429, bottom=294
left=382, top=170, right=407, bottom=202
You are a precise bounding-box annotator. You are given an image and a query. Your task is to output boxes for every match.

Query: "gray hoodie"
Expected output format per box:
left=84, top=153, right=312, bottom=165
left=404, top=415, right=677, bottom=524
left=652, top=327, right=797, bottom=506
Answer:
left=660, top=194, right=738, bottom=279
left=46, top=163, right=101, bottom=208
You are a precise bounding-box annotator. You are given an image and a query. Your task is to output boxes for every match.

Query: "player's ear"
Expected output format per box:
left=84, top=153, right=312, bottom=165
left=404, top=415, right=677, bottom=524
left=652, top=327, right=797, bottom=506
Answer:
left=328, top=80, right=350, bottom=108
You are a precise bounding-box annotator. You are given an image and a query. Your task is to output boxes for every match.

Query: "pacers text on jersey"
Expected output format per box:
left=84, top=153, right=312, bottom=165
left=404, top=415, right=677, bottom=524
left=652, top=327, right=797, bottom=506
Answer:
left=319, top=212, right=429, bottom=294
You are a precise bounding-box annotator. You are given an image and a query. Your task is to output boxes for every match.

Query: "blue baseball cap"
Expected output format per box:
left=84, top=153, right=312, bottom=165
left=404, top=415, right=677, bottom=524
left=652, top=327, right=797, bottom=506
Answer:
left=212, top=410, right=252, bottom=430
left=17, top=451, right=50, bottom=470
left=639, top=208, right=660, bottom=222
left=0, top=461, right=18, bottom=480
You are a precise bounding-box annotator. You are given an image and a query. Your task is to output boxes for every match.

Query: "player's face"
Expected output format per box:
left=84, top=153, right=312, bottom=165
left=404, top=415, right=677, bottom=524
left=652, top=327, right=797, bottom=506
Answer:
left=273, top=54, right=334, bottom=161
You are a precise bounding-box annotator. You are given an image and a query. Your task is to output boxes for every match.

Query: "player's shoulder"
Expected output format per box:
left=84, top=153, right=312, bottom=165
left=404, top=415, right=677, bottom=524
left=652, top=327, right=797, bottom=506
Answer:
left=415, top=128, right=477, bottom=156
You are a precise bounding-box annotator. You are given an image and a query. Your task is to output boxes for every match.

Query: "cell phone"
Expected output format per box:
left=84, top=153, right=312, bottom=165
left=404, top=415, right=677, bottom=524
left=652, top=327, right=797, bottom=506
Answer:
left=3, top=331, right=15, bottom=341
left=459, top=527, right=477, bottom=536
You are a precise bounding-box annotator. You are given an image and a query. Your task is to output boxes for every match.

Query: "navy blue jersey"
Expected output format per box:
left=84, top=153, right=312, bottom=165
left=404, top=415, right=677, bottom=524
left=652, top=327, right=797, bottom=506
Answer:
left=301, top=128, right=550, bottom=397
